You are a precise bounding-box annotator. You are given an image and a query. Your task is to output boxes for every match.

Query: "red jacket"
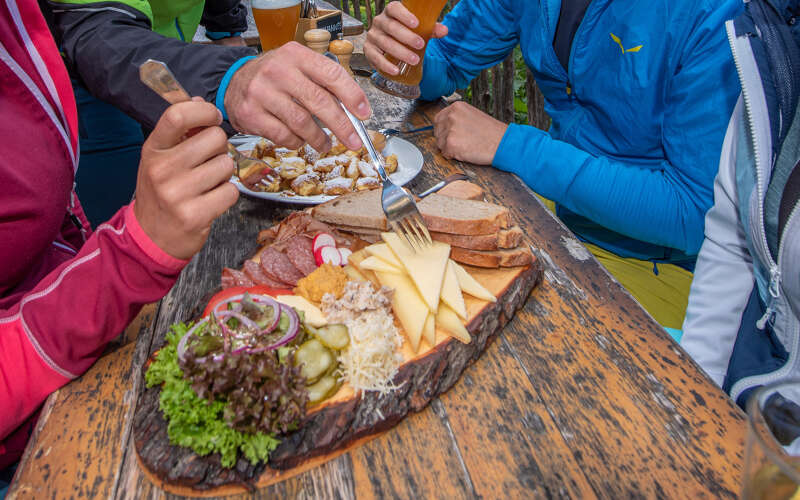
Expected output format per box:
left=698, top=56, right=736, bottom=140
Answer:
left=0, top=0, right=186, bottom=468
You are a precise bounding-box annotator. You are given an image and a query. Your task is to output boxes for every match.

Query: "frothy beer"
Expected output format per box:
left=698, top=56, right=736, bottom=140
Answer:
left=252, top=0, right=301, bottom=52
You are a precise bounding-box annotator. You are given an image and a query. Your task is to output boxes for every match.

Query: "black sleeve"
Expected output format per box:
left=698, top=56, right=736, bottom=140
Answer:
left=201, top=0, right=248, bottom=34
left=41, top=1, right=256, bottom=129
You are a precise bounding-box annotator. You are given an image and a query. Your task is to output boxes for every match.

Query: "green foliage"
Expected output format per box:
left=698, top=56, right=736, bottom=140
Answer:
left=145, top=323, right=281, bottom=468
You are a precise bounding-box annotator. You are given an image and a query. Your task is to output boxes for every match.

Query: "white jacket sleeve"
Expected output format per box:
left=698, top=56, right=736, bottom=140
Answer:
left=681, top=97, right=756, bottom=387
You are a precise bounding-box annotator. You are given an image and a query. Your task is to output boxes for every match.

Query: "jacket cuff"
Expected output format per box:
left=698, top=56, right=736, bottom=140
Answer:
left=492, top=122, right=545, bottom=173
left=205, top=31, right=242, bottom=40
left=124, top=203, right=188, bottom=271
left=216, top=55, right=257, bottom=121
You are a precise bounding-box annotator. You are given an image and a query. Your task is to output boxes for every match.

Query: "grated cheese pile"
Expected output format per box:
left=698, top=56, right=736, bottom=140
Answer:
left=321, top=282, right=403, bottom=394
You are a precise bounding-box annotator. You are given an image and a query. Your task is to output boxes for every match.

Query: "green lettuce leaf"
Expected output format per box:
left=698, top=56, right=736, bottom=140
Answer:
left=145, top=323, right=280, bottom=468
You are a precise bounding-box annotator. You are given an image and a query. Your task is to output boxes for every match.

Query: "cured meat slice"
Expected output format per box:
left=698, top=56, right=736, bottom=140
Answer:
left=286, top=235, right=317, bottom=276
left=221, top=268, right=254, bottom=289
left=242, top=260, right=289, bottom=288
left=260, top=247, right=305, bottom=286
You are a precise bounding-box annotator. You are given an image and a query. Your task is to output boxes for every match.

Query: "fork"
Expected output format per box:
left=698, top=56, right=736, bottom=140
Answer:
left=323, top=52, right=432, bottom=252
left=138, top=59, right=270, bottom=179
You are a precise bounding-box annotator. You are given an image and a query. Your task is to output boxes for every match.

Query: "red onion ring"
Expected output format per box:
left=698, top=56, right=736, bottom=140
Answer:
left=177, top=318, right=209, bottom=362
left=216, top=309, right=260, bottom=332
left=250, top=304, right=299, bottom=353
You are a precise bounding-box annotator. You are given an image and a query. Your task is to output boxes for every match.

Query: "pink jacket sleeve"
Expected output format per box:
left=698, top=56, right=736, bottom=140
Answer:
left=0, top=204, right=187, bottom=464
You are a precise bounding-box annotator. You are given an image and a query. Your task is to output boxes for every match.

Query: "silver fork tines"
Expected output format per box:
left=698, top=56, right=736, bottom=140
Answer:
left=324, top=51, right=433, bottom=253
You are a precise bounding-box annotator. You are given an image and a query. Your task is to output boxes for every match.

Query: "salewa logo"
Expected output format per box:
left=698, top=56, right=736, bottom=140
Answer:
left=610, top=33, right=643, bottom=53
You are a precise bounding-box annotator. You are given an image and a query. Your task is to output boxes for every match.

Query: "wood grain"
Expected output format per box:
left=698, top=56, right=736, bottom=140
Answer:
left=10, top=79, right=747, bottom=500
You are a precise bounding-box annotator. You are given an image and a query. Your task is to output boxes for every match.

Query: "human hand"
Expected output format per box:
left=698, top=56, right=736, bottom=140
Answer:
left=212, top=35, right=247, bottom=47
left=364, top=0, right=448, bottom=77
left=134, top=98, right=239, bottom=260
left=224, top=42, right=371, bottom=153
left=434, top=101, right=508, bottom=165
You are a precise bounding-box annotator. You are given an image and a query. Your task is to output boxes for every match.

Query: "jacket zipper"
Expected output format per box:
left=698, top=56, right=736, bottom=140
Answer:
left=727, top=21, right=800, bottom=403
left=726, top=23, right=781, bottom=329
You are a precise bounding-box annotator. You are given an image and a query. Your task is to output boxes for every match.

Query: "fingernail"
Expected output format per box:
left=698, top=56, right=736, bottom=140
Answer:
left=410, top=17, right=419, bottom=28
left=216, top=108, right=223, bottom=123
left=390, top=65, right=400, bottom=75
left=357, top=101, right=370, bottom=118
left=411, top=55, right=420, bottom=65
left=348, top=132, right=362, bottom=149
left=416, top=38, right=424, bottom=49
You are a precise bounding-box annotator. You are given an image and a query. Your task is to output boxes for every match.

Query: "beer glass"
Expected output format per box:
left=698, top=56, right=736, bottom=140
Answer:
left=371, top=0, right=448, bottom=99
left=742, top=378, right=800, bottom=500
left=252, top=0, right=302, bottom=52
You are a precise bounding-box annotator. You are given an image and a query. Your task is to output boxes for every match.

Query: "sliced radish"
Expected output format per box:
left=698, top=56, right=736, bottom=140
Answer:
left=315, top=245, right=342, bottom=266
left=313, top=233, right=337, bottom=253
left=338, top=248, right=352, bottom=264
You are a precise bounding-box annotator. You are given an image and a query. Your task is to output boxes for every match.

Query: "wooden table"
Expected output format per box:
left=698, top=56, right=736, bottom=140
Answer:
left=8, top=74, right=748, bottom=500
left=193, top=0, right=364, bottom=46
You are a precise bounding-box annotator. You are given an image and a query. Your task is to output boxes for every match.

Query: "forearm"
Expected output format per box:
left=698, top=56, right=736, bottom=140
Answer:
left=44, top=1, right=254, bottom=128
left=493, top=124, right=711, bottom=254
left=0, top=204, right=185, bottom=441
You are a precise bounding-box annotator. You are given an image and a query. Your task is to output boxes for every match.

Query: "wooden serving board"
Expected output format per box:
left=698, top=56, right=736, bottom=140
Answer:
left=133, top=260, right=542, bottom=496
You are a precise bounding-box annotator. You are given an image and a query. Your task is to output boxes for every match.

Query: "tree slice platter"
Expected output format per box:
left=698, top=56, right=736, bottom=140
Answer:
left=133, top=259, right=542, bottom=496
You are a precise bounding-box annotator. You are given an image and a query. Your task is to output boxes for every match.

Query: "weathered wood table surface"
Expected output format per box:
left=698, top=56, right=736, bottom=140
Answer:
left=9, top=65, right=747, bottom=500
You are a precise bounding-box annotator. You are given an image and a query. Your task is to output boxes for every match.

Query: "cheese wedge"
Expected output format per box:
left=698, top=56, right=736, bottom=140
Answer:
left=451, top=261, right=496, bottom=302
left=275, top=295, right=327, bottom=327
left=375, top=271, right=427, bottom=352
left=441, top=260, right=467, bottom=319
left=382, top=232, right=450, bottom=313
left=343, top=264, right=368, bottom=282
left=348, top=249, right=380, bottom=285
left=422, top=312, right=435, bottom=347
left=436, top=303, right=471, bottom=344
left=359, top=256, right=402, bottom=274
left=364, top=243, right=403, bottom=268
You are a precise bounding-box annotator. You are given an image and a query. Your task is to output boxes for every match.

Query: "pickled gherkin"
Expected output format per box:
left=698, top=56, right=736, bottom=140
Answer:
left=294, top=338, right=334, bottom=384
left=312, top=324, right=349, bottom=350
left=306, top=375, right=342, bottom=405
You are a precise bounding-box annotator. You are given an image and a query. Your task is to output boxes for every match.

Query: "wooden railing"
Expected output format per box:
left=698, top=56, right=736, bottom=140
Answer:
left=332, top=0, right=550, bottom=131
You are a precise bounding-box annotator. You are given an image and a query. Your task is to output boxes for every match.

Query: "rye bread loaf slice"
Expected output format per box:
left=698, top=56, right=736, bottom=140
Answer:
left=335, top=224, right=523, bottom=251
left=450, top=246, right=533, bottom=268
left=312, top=190, right=510, bottom=236
left=437, top=180, right=484, bottom=201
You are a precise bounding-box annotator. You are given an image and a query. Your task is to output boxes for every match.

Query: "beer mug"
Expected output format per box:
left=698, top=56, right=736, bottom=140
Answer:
left=371, top=0, right=448, bottom=99
left=742, top=378, right=800, bottom=500
left=252, top=0, right=302, bottom=52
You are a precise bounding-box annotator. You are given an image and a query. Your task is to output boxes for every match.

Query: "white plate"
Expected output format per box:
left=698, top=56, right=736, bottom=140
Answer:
left=231, top=134, right=424, bottom=205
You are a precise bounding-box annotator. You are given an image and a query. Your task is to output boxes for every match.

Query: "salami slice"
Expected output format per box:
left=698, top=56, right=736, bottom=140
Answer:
left=221, top=268, right=254, bottom=289
left=242, top=259, right=289, bottom=288
left=260, top=246, right=305, bottom=286
left=286, top=235, right=317, bottom=276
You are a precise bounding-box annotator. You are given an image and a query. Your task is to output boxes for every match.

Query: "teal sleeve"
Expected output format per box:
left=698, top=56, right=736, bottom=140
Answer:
left=492, top=2, right=741, bottom=255
left=419, top=0, right=520, bottom=101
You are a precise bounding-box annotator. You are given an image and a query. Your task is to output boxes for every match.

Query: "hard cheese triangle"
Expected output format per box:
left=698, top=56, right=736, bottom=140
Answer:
left=452, top=261, right=496, bottom=302
left=441, top=260, right=467, bottom=319
left=375, top=271, right=427, bottom=352
left=422, top=312, right=435, bottom=347
left=359, top=256, right=402, bottom=274
left=364, top=243, right=403, bottom=268
left=436, top=303, right=471, bottom=344
left=382, top=233, right=450, bottom=313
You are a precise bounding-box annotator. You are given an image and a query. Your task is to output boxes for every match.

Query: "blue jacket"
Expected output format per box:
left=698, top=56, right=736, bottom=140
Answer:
left=682, top=0, right=800, bottom=409
left=421, top=0, right=743, bottom=266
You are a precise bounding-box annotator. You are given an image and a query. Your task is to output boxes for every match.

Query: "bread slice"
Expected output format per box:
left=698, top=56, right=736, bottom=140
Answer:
left=312, top=190, right=510, bottom=236
left=450, top=246, right=533, bottom=268
left=335, top=224, right=523, bottom=251
left=437, top=180, right=484, bottom=201
left=432, top=226, right=523, bottom=250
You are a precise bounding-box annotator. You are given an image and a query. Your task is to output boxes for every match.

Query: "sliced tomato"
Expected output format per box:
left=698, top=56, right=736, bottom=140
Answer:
left=203, top=285, right=292, bottom=316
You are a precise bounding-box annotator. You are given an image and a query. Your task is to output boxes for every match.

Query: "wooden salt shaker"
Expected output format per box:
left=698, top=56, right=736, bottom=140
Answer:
left=329, top=39, right=355, bottom=76
left=304, top=29, right=331, bottom=55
